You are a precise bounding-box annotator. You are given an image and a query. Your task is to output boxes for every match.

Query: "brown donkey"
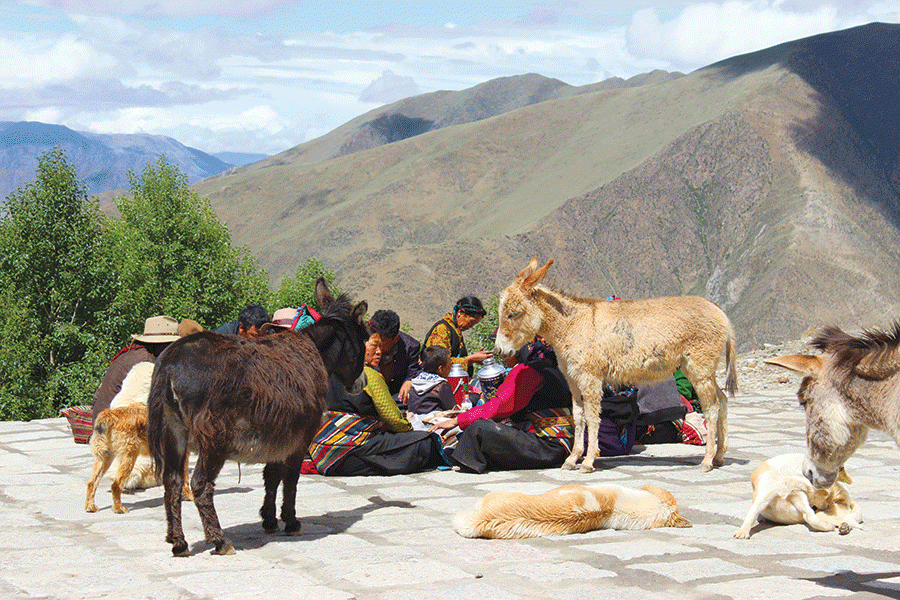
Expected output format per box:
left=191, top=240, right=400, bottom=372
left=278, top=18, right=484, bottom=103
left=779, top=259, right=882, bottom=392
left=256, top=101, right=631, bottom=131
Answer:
left=494, top=258, right=738, bottom=472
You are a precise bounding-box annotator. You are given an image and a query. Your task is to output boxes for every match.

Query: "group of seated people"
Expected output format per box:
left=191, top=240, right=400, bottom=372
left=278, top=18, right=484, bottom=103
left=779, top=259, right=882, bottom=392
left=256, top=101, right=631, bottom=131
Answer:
left=91, top=295, right=703, bottom=478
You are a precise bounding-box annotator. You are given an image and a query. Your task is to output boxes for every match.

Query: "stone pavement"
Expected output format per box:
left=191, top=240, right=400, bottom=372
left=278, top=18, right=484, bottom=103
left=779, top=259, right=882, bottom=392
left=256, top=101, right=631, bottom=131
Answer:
left=3, top=389, right=900, bottom=600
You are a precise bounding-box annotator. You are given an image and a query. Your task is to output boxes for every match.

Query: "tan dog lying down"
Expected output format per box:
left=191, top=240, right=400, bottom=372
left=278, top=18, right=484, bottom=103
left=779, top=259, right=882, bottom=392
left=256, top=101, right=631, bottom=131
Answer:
left=734, top=453, right=862, bottom=539
left=453, top=483, right=691, bottom=539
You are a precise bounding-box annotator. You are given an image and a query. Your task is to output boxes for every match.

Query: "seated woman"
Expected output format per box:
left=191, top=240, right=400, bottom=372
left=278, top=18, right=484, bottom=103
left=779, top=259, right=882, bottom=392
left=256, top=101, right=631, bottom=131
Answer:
left=429, top=337, right=573, bottom=473
left=422, top=296, right=492, bottom=376
left=308, top=324, right=447, bottom=476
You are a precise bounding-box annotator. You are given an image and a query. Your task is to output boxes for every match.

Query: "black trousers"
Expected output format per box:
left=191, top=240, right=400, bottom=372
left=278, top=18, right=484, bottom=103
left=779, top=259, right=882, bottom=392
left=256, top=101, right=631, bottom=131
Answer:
left=450, top=419, right=569, bottom=474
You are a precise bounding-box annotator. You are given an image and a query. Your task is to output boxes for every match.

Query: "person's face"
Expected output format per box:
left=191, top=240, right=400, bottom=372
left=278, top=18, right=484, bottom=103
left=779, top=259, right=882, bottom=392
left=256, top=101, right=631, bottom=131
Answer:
left=364, top=334, right=382, bottom=368
left=456, top=311, right=483, bottom=331
left=239, top=324, right=264, bottom=339
left=380, top=333, right=399, bottom=355
left=437, top=358, right=452, bottom=378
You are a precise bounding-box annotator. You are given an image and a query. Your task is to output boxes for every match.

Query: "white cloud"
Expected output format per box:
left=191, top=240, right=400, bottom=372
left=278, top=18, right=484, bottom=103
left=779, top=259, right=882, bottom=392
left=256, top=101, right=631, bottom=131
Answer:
left=0, top=34, right=118, bottom=85
left=627, top=1, right=841, bottom=68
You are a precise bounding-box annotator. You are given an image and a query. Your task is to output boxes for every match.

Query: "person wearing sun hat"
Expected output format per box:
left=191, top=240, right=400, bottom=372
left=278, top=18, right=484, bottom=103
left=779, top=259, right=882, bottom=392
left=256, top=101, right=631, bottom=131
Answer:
left=90, top=315, right=182, bottom=420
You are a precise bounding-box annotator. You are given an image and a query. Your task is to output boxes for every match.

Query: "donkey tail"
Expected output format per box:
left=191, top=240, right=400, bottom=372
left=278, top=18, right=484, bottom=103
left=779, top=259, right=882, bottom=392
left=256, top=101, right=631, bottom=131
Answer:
left=724, top=326, right=738, bottom=396
left=146, top=362, right=171, bottom=482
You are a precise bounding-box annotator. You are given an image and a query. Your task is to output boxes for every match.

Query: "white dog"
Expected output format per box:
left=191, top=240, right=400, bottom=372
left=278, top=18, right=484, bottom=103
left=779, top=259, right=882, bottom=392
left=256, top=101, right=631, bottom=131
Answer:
left=734, top=453, right=862, bottom=539
left=453, top=483, right=691, bottom=539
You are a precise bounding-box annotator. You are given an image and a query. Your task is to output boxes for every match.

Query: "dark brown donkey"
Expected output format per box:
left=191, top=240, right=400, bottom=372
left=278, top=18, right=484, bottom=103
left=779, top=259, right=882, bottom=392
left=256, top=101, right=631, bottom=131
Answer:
left=147, top=279, right=367, bottom=556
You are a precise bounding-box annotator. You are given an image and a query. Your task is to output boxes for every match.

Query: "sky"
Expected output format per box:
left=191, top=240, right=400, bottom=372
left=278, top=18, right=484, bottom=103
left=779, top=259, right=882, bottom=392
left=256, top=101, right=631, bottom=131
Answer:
left=1, top=1, right=898, bottom=157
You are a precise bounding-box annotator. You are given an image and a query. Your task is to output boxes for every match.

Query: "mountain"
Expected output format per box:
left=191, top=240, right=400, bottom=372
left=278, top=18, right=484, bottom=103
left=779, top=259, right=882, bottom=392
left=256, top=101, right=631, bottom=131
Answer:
left=0, top=122, right=234, bottom=201
left=194, top=23, right=900, bottom=352
left=213, top=151, right=270, bottom=167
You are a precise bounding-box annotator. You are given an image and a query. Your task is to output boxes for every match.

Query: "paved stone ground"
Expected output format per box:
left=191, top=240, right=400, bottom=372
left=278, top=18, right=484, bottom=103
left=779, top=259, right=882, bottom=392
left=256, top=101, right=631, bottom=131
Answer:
left=3, top=388, right=900, bottom=600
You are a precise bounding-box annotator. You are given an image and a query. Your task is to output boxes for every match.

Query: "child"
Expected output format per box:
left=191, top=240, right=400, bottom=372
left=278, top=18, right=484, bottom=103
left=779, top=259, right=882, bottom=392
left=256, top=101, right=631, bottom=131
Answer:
left=407, top=346, right=455, bottom=415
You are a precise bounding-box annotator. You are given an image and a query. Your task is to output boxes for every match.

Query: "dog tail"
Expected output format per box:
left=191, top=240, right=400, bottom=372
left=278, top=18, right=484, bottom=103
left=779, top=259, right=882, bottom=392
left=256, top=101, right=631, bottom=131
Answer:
left=452, top=508, right=483, bottom=539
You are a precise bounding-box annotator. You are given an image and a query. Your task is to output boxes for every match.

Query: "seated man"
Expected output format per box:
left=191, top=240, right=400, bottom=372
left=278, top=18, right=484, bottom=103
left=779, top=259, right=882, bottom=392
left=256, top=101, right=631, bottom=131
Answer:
left=212, top=303, right=270, bottom=338
left=368, top=309, right=423, bottom=404
left=91, top=315, right=181, bottom=421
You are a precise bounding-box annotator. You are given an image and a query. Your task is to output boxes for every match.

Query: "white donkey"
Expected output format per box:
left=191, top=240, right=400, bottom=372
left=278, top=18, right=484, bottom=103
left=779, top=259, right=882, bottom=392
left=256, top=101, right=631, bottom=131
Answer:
left=494, top=258, right=737, bottom=472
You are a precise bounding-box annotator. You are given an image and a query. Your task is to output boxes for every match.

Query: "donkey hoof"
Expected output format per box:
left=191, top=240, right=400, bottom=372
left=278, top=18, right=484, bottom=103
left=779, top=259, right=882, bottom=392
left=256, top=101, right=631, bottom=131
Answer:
left=561, top=460, right=578, bottom=471
left=578, top=463, right=594, bottom=474
left=284, top=522, right=302, bottom=536
left=262, top=520, right=279, bottom=534
left=171, top=541, right=190, bottom=557
left=700, top=461, right=714, bottom=472
left=213, top=543, right=236, bottom=555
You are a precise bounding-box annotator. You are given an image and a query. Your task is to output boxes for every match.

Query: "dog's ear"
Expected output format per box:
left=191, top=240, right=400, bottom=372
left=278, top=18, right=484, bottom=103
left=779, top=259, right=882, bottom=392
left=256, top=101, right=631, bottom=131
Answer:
left=837, top=466, right=852, bottom=485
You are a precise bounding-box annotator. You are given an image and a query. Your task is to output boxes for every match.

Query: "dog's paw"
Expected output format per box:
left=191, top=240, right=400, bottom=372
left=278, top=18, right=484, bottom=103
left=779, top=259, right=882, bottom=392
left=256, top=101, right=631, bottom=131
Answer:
left=733, top=529, right=750, bottom=539
left=113, top=505, right=129, bottom=514
left=85, top=503, right=99, bottom=513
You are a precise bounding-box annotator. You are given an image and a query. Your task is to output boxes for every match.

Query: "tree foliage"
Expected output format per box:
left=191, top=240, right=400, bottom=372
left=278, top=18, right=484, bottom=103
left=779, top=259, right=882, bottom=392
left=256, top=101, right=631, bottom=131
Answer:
left=0, top=148, right=118, bottom=418
left=0, top=149, right=338, bottom=421
left=270, top=257, right=339, bottom=311
left=108, top=155, right=271, bottom=335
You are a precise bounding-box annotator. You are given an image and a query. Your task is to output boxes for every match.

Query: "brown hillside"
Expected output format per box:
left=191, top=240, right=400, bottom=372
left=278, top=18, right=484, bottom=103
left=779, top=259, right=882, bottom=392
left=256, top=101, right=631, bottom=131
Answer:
left=197, top=23, right=900, bottom=350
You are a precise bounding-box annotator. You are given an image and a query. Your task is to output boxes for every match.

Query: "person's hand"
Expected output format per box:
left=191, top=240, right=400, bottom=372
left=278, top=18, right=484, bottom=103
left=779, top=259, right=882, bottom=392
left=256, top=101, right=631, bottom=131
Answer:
left=429, top=417, right=458, bottom=433
left=468, top=348, right=493, bottom=365
left=398, top=380, right=413, bottom=404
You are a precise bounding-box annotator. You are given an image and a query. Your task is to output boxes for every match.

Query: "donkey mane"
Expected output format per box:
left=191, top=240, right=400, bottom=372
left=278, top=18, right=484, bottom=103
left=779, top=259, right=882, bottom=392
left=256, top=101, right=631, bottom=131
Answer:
left=813, top=322, right=900, bottom=380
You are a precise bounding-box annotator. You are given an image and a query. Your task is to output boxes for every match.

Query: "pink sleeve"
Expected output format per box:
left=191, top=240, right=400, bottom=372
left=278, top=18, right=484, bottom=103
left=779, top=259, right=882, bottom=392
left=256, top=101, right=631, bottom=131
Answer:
left=457, top=364, right=544, bottom=429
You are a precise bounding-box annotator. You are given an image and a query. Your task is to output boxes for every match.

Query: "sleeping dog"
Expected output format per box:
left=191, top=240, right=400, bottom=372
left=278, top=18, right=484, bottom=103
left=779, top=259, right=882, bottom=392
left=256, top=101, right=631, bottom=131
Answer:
left=734, top=453, right=862, bottom=539
left=453, top=483, right=691, bottom=539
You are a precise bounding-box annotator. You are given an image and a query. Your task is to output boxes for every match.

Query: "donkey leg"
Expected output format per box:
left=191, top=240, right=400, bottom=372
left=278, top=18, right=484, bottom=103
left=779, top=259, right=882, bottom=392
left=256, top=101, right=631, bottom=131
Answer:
left=580, top=393, right=602, bottom=473
left=714, top=385, right=729, bottom=466
left=191, top=449, right=233, bottom=555
left=163, top=461, right=189, bottom=556
left=693, top=378, right=720, bottom=472
left=279, top=458, right=303, bottom=535
left=562, top=394, right=585, bottom=470
left=260, top=463, right=281, bottom=533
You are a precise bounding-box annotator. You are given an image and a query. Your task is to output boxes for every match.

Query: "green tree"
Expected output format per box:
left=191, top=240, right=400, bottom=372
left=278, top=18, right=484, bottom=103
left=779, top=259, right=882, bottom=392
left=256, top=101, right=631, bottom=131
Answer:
left=270, top=257, right=340, bottom=311
left=0, top=148, right=118, bottom=419
left=108, top=155, right=270, bottom=334
left=466, top=294, right=500, bottom=362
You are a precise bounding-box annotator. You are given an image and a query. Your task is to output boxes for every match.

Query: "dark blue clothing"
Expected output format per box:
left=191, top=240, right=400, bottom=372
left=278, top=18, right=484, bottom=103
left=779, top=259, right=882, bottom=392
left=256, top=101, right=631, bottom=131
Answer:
left=212, top=320, right=239, bottom=335
left=380, top=331, right=423, bottom=395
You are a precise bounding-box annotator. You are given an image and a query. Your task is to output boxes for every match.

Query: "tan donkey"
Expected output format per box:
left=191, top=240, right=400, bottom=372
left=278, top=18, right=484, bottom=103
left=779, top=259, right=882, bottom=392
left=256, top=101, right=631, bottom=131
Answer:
left=494, top=258, right=738, bottom=472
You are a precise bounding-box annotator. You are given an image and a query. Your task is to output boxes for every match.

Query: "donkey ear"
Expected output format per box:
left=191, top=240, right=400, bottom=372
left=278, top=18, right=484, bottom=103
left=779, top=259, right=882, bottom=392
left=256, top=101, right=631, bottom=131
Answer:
left=765, top=354, right=822, bottom=376
left=523, top=259, right=554, bottom=289
left=352, top=301, right=368, bottom=322
left=515, top=257, right=540, bottom=281
left=315, top=277, right=335, bottom=312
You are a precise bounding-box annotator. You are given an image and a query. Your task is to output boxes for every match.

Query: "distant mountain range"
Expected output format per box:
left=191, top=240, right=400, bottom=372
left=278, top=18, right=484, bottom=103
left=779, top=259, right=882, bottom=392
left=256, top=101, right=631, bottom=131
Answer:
left=0, top=122, right=267, bottom=201
left=193, top=22, right=900, bottom=351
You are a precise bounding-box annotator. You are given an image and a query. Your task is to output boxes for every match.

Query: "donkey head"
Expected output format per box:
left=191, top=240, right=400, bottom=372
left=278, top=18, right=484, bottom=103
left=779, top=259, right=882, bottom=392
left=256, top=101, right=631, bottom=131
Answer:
left=495, top=257, right=553, bottom=358
left=765, top=353, right=868, bottom=488
left=311, top=277, right=368, bottom=394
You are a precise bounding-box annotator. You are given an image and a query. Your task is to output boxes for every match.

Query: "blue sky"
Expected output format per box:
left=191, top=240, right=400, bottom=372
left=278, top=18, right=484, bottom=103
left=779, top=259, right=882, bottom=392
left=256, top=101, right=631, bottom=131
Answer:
left=1, top=1, right=897, bottom=156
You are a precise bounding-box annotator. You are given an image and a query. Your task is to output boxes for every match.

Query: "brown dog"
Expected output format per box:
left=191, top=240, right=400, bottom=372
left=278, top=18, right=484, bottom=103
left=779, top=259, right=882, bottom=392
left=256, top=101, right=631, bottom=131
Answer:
left=85, top=404, right=192, bottom=514
left=453, top=483, right=691, bottom=539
